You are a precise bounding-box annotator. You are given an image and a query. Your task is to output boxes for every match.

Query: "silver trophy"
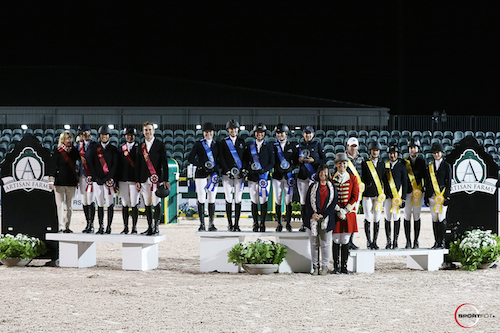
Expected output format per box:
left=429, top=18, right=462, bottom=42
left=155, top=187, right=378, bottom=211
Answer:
left=280, top=160, right=290, bottom=170
left=251, top=162, right=261, bottom=171
left=230, top=167, right=240, bottom=177
left=205, top=160, right=214, bottom=169
left=301, top=149, right=310, bottom=158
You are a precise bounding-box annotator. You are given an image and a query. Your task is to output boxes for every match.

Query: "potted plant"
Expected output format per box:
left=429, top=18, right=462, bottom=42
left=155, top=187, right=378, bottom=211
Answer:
left=227, top=239, right=287, bottom=274
left=449, top=229, right=500, bottom=271
left=0, top=233, right=47, bottom=267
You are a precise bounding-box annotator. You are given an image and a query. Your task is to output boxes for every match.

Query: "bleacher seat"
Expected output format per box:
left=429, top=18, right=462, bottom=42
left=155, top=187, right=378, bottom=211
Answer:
left=163, top=136, right=174, bottom=145
left=380, top=152, right=389, bottom=163
left=390, top=130, right=401, bottom=138
left=322, top=137, right=333, bottom=146
left=91, top=129, right=98, bottom=137
left=163, top=129, right=174, bottom=138
left=484, top=138, right=494, bottom=147
left=422, top=145, right=432, bottom=154
left=442, top=138, right=452, bottom=147
left=360, top=152, right=369, bottom=160
left=487, top=146, right=497, bottom=155
left=55, top=129, right=64, bottom=137
left=185, top=137, right=196, bottom=145
left=217, top=129, right=228, bottom=138
left=369, top=130, right=379, bottom=139
left=245, top=137, right=255, bottom=144
left=174, top=137, right=184, bottom=145
left=315, top=130, right=325, bottom=139
left=293, top=129, right=303, bottom=137
left=495, top=138, right=500, bottom=147
left=325, top=152, right=335, bottom=160
left=398, top=138, right=408, bottom=146
left=464, top=130, right=474, bottom=137
left=387, top=138, right=397, bottom=146
left=173, top=144, right=184, bottom=153
left=401, top=130, right=411, bottom=139
left=184, top=129, right=195, bottom=137
left=377, top=137, right=387, bottom=145
left=165, top=144, right=173, bottom=155
left=109, top=137, right=119, bottom=147
left=172, top=152, right=183, bottom=162
left=422, top=130, right=432, bottom=138
left=333, top=137, right=343, bottom=146
left=324, top=144, right=334, bottom=153
left=359, top=145, right=367, bottom=154
left=267, top=137, right=277, bottom=144
left=358, top=130, right=368, bottom=139
left=347, top=130, right=357, bottom=138
left=444, top=146, right=453, bottom=155
left=433, top=131, right=443, bottom=139
left=443, top=131, right=454, bottom=140
left=454, top=131, right=464, bottom=140
left=425, top=153, right=434, bottom=163
left=44, top=129, right=55, bottom=137
left=174, top=129, right=184, bottom=137
left=1, top=136, right=10, bottom=144
left=475, top=131, right=485, bottom=140
left=402, top=153, right=410, bottom=159
left=239, top=130, right=249, bottom=140
left=380, top=130, right=390, bottom=138
left=0, top=142, right=8, bottom=153
left=411, top=131, right=422, bottom=139
left=452, top=138, right=461, bottom=147
left=334, top=145, right=345, bottom=153
left=400, top=145, right=408, bottom=154
left=325, top=130, right=336, bottom=138
left=2, top=129, right=13, bottom=137
left=337, top=130, right=347, bottom=138
left=485, top=131, right=495, bottom=140
left=13, top=129, right=23, bottom=136
left=421, top=138, right=431, bottom=146
left=11, top=134, right=22, bottom=143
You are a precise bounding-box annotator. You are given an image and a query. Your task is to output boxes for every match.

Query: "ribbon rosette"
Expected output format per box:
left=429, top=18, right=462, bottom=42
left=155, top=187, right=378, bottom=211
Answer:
left=205, top=173, right=219, bottom=192
left=85, top=176, right=93, bottom=193
left=411, top=189, right=422, bottom=207
left=105, top=178, right=117, bottom=195
left=359, top=182, right=365, bottom=193
left=258, top=178, right=268, bottom=197
left=149, top=174, right=159, bottom=191
left=390, top=196, right=402, bottom=213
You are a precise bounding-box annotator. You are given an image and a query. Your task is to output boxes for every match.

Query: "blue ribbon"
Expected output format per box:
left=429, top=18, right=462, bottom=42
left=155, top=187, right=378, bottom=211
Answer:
left=225, top=137, right=242, bottom=169
left=258, top=172, right=269, bottom=197
left=299, top=147, right=316, bottom=180
left=249, top=142, right=262, bottom=170
left=286, top=171, right=294, bottom=195
left=274, top=142, right=290, bottom=170
left=201, top=139, right=215, bottom=167
left=205, top=173, right=219, bottom=192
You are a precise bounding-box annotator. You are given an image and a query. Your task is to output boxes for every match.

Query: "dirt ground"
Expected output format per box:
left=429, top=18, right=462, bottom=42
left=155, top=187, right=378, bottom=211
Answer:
left=1, top=211, right=499, bottom=333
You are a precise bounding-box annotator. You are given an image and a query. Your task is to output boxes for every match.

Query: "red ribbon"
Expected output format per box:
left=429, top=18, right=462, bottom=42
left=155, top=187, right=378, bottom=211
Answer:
left=79, top=142, right=93, bottom=192
left=122, top=144, right=135, bottom=168
left=142, top=142, right=159, bottom=191
left=96, top=145, right=110, bottom=175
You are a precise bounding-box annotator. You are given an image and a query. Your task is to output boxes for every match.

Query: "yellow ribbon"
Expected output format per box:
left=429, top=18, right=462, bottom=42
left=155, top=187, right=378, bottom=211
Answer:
left=404, top=158, right=423, bottom=207
left=347, top=158, right=364, bottom=199
left=385, top=161, right=403, bottom=213
left=366, top=160, right=384, bottom=211
left=428, top=162, right=446, bottom=213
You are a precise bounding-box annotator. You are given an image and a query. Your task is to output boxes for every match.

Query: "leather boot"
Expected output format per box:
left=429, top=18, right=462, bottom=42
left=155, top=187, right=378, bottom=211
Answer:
left=208, top=203, right=217, bottom=231
left=96, top=206, right=105, bottom=234
left=364, top=220, right=372, bottom=249
left=105, top=204, right=114, bottom=234
left=392, top=219, right=400, bottom=249
left=197, top=202, right=205, bottom=231
left=259, top=202, right=267, bottom=232
left=372, top=222, right=380, bottom=249
left=298, top=204, right=306, bottom=232
left=153, top=203, right=161, bottom=234
left=384, top=219, right=392, bottom=249
left=82, top=204, right=90, bottom=233
left=120, top=207, right=129, bottom=234
left=438, top=219, right=447, bottom=249
left=225, top=202, right=233, bottom=231
left=348, top=233, right=359, bottom=250
left=130, top=206, right=138, bottom=234
left=141, top=205, right=153, bottom=235
left=285, top=203, right=292, bottom=232
left=413, top=219, right=421, bottom=248
left=233, top=203, right=241, bottom=232
left=275, top=204, right=283, bottom=232
left=251, top=203, right=259, bottom=232
left=431, top=221, right=439, bottom=249
left=404, top=219, right=411, bottom=248
left=332, top=242, right=341, bottom=274
left=340, top=244, right=352, bottom=274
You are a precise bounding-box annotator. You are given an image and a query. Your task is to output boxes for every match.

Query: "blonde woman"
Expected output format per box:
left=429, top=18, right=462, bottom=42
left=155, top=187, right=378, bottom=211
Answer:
left=49, top=130, right=80, bottom=233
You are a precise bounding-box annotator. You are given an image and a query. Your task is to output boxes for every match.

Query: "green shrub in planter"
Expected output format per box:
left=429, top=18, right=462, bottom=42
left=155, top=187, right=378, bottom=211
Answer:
left=0, top=233, right=47, bottom=260
left=228, top=239, right=287, bottom=265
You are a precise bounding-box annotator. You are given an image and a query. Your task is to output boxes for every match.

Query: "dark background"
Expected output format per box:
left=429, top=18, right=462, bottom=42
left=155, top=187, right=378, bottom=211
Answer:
left=1, top=2, right=498, bottom=115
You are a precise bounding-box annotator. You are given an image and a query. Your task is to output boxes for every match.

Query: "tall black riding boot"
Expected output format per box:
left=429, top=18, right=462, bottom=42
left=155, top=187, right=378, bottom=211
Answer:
left=251, top=203, right=259, bottom=232
left=130, top=206, right=139, bottom=234
left=384, top=219, right=392, bottom=249
left=105, top=204, right=114, bottom=234
left=431, top=221, right=439, bottom=249
left=364, top=220, right=372, bottom=249
left=141, top=205, right=153, bottom=235
left=197, top=202, right=205, bottom=231
left=438, top=219, right=447, bottom=249
left=413, top=219, right=421, bottom=248
left=208, top=203, right=217, bottom=231
left=348, top=233, right=359, bottom=250
left=404, top=219, right=411, bottom=249
left=225, top=202, right=233, bottom=231
left=285, top=203, right=293, bottom=232
left=82, top=205, right=90, bottom=233
left=275, top=204, right=283, bottom=232
left=340, top=244, right=353, bottom=274
left=153, top=203, right=161, bottom=234
left=392, top=219, right=400, bottom=249
left=332, top=242, right=341, bottom=274
left=372, top=222, right=380, bottom=249
left=96, top=206, right=105, bottom=234
left=233, top=203, right=242, bottom=232
left=120, top=207, right=129, bottom=234
left=298, top=204, right=306, bottom=232
left=260, top=202, right=267, bottom=232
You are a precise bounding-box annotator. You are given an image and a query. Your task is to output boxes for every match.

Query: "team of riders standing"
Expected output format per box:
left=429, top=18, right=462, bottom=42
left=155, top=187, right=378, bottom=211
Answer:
left=48, top=120, right=451, bottom=275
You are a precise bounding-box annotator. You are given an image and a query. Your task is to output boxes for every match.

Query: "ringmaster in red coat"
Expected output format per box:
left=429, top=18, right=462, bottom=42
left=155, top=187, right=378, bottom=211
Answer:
left=331, top=152, right=359, bottom=274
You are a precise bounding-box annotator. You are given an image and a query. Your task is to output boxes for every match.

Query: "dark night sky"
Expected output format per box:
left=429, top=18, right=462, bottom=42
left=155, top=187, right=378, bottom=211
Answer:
left=1, top=2, right=499, bottom=115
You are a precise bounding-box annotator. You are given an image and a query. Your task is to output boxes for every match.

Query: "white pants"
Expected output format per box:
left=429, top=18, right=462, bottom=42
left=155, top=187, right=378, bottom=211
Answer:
left=404, top=192, right=423, bottom=221
left=384, top=199, right=402, bottom=221
left=429, top=195, right=448, bottom=222
left=54, top=185, right=76, bottom=230
left=139, top=179, right=161, bottom=206
left=222, top=175, right=244, bottom=204
left=297, top=178, right=313, bottom=205
left=362, top=196, right=382, bottom=223
left=195, top=176, right=218, bottom=204
left=308, top=228, right=332, bottom=268
left=94, top=183, right=116, bottom=207
left=332, top=232, right=351, bottom=245
left=119, top=181, right=140, bottom=207
left=248, top=180, right=270, bottom=205
left=272, top=178, right=293, bottom=206
left=79, top=176, right=94, bottom=206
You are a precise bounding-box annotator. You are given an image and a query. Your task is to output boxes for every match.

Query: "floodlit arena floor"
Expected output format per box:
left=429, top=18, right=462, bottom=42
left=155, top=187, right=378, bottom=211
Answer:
left=1, top=211, right=499, bottom=332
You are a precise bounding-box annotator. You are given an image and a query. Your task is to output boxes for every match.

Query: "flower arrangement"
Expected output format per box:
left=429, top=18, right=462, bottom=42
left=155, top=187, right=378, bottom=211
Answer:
left=179, top=202, right=197, bottom=217
left=0, top=233, right=47, bottom=260
left=227, top=239, right=287, bottom=265
left=449, top=229, right=500, bottom=271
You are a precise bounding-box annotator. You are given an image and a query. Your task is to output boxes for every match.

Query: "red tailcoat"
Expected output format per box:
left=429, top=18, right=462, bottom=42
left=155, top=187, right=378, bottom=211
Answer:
left=333, top=172, right=359, bottom=233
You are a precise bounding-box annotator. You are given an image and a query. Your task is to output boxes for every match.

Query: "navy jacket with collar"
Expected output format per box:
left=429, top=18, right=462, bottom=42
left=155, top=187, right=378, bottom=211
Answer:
left=188, top=139, right=219, bottom=178
left=272, top=140, right=299, bottom=180
left=244, top=139, right=275, bottom=182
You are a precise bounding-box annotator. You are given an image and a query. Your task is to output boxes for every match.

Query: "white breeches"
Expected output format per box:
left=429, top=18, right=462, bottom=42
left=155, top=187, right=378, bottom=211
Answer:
left=79, top=176, right=94, bottom=206
left=332, top=232, right=351, bottom=245
left=403, top=192, right=423, bottom=221
left=93, top=183, right=116, bottom=207
left=384, top=199, right=402, bottom=221
left=248, top=180, right=270, bottom=205
left=362, top=196, right=382, bottom=223
left=221, top=175, right=244, bottom=204
left=138, top=179, right=161, bottom=206
left=308, top=228, right=332, bottom=268
left=119, top=181, right=140, bottom=207
left=195, top=176, right=218, bottom=204
left=54, top=185, right=76, bottom=230
left=429, top=195, right=448, bottom=222
left=297, top=178, right=314, bottom=205
left=272, top=178, right=293, bottom=206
